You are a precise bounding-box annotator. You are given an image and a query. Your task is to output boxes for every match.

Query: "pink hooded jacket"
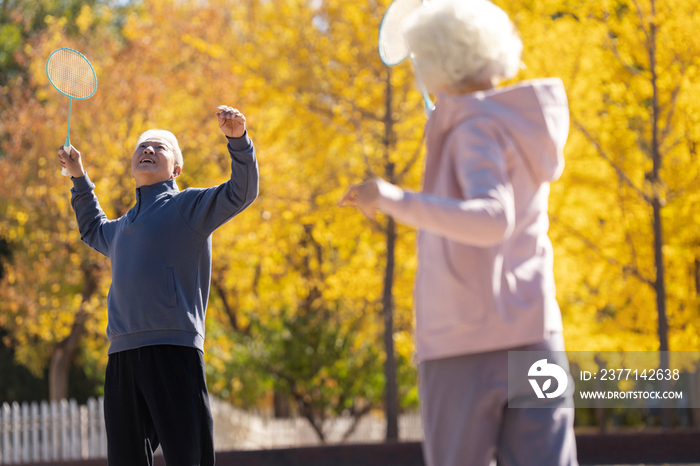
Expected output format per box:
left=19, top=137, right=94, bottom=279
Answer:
left=376, top=78, right=569, bottom=361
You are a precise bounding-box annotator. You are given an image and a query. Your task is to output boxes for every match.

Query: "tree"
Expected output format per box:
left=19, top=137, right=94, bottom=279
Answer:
left=0, top=0, right=424, bottom=435
left=0, top=6, right=120, bottom=400
left=498, top=0, right=700, bottom=427
left=5, top=0, right=697, bottom=435
left=207, top=0, right=426, bottom=439
left=175, top=0, right=425, bottom=439
left=494, top=0, right=700, bottom=354
left=0, top=0, right=135, bottom=402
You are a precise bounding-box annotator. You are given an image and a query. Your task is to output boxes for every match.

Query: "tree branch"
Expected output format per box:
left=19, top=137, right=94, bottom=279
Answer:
left=573, top=119, right=651, bottom=203
left=630, top=0, right=652, bottom=45
left=355, top=129, right=376, bottom=179
left=551, top=215, right=654, bottom=287
left=213, top=280, right=238, bottom=331
left=213, top=278, right=251, bottom=335
left=341, top=403, right=373, bottom=442
left=395, top=128, right=426, bottom=184
left=660, top=78, right=684, bottom=150
left=305, top=102, right=360, bottom=135
left=270, top=368, right=326, bottom=442
left=603, top=10, right=644, bottom=77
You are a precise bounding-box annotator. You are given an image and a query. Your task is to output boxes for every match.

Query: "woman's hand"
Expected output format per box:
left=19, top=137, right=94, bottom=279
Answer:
left=339, top=178, right=381, bottom=219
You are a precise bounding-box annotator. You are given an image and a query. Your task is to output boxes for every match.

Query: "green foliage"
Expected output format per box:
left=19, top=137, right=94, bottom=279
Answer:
left=0, top=22, right=21, bottom=69
left=211, top=305, right=384, bottom=415
left=0, top=0, right=120, bottom=83
left=0, top=237, right=10, bottom=280
left=0, top=327, right=102, bottom=404
left=0, top=328, right=48, bottom=403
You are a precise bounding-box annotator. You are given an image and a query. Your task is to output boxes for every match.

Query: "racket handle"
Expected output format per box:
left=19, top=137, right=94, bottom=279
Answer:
left=61, top=144, right=71, bottom=177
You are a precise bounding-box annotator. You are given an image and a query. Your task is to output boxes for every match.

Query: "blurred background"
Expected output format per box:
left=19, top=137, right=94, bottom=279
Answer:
left=1, top=0, right=699, bottom=449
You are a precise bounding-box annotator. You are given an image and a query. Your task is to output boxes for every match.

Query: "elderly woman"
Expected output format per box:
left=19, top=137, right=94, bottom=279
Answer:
left=341, top=0, right=577, bottom=464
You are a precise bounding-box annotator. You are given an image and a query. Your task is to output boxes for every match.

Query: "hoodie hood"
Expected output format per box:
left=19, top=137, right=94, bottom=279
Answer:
left=425, top=78, right=569, bottom=188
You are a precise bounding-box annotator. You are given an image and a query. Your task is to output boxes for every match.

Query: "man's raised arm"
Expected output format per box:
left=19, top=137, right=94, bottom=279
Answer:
left=58, top=145, right=114, bottom=257
left=174, top=106, right=259, bottom=237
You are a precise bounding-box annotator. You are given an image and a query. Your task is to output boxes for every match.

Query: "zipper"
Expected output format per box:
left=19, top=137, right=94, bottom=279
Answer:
left=133, top=187, right=142, bottom=221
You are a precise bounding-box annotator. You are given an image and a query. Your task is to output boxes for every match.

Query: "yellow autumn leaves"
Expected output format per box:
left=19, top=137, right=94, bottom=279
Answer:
left=0, top=0, right=699, bottom=407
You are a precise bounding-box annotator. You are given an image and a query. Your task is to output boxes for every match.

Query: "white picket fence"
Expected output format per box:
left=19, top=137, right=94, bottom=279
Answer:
left=209, top=398, right=424, bottom=450
left=0, top=397, right=422, bottom=464
left=0, top=398, right=106, bottom=464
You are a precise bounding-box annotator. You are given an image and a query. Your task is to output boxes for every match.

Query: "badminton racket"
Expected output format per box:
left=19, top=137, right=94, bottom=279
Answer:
left=46, top=48, right=97, bottom=176
left=378, top=0, right=434, bottom=116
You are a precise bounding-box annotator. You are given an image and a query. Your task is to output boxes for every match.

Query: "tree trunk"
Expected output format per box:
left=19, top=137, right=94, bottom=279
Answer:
left=653, top=199, right=672, bottom=428
left=649, top=5, right=668, bottom=355
left=649, top=0, right=672, bottom=428
left=48, top=310, right=88, bottom=401
left=652, top=203, right=668, bottom=354
left=48, top=261, right=98, bottom=401
left=273, top=390, right=291, bottom=418
left=381, top=69, right=399, bottom=441
left=382, top=216, right=398, bottom=441
left=690, top=363, right=700, bottom=428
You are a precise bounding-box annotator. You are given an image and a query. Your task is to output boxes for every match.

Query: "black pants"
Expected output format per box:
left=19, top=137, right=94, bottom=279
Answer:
left=104, top=345, right=215, bottom=466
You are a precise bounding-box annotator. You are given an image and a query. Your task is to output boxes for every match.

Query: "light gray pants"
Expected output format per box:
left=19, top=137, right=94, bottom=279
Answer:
left=418, top=333, right=578, bottom=466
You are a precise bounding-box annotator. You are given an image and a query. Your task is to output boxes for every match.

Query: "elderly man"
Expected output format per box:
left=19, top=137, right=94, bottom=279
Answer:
left=58, top=105, right=258, bottom=466
left=341, top=0, right=577, bottom=464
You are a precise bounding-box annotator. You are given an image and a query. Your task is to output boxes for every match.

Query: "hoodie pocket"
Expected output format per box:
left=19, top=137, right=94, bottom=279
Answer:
left=414, top=234, right=487, bottom=334
left=166, top=267, right=178, bottom=308
left=443, top=239, right=486, bottom=292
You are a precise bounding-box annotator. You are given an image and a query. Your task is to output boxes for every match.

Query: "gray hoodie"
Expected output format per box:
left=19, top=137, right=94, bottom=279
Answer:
left=70, top=134, right=258, bottom=354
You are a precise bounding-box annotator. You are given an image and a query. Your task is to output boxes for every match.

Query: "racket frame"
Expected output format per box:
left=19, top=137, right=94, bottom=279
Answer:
left=46, top=47, right=97, bottom=176
left=377, top=0, right=435, bottom=116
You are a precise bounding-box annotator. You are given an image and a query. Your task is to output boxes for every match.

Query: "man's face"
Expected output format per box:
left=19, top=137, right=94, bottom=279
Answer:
left=131, top=137, right=181, bottom=187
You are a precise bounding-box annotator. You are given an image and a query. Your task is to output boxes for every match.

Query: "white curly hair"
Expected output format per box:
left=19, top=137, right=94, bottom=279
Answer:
left=403, top=0, right=523, bottom=93
left=136, top=129, right=184, bottom=168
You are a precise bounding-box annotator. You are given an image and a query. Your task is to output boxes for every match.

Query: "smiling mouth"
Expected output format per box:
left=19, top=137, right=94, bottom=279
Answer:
left=140, top=158, right=156, bottom=164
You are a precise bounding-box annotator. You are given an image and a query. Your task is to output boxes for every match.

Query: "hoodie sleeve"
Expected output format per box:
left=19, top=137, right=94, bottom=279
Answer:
left=70, top=173, right=115, bottom=257
left=376, top=117, right=515, bottom=247
left=175, top=132, right=259, bottom=237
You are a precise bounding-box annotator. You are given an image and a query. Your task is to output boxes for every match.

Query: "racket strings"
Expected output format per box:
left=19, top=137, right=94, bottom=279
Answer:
left=378, top=0, right=423, bottom=66
left=47, top=49, right=96, bottom=99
